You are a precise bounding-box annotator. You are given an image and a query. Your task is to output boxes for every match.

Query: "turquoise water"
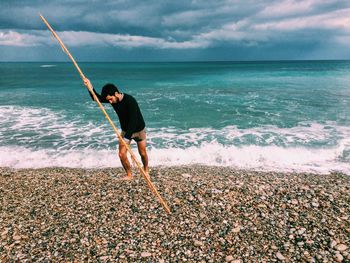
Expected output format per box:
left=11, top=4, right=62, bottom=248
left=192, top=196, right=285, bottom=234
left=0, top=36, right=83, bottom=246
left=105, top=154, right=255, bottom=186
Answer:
left=0, top=61, right=349, bottom=173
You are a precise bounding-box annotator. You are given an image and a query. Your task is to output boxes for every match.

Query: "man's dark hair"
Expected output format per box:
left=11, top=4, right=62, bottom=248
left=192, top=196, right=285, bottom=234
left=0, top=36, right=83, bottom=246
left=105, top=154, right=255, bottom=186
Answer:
left=101, top=83, right=119, bottom=98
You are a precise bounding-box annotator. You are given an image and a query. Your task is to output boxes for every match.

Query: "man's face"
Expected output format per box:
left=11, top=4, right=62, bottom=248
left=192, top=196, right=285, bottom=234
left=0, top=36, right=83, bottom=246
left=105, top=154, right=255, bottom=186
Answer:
left=106, top=93, right=118, bottom=104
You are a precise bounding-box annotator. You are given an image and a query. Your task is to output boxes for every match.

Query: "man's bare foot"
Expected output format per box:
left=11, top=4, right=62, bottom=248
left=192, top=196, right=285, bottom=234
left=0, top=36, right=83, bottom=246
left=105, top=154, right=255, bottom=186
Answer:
left=122, top=175, right=133, bottom=181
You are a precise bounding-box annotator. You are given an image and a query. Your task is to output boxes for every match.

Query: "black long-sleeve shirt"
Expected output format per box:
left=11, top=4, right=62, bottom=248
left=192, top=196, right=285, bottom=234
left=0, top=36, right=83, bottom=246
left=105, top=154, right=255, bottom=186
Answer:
left=89, top=88, right=145, bottom=140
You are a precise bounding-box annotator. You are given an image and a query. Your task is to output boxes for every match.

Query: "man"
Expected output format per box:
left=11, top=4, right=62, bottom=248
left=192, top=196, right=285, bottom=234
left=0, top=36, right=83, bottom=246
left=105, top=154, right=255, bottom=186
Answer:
left=83, top=78, right=148, bottom=180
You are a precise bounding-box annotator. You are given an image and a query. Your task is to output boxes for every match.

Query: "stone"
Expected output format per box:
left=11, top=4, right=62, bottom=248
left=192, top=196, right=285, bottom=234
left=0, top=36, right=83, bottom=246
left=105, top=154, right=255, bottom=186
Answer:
left=2, top=166, right=350, bottom=262
left=182, top=173, right=192, bottom=179
left=13, top=235, right=21, bottom=241
left=334, top=253, right=343, bottom=262
left=336, top=244, right=348, bottom=252
left=330, top=240, right=337, bottom=248
left=291, top=199, right=298, bottom=205
left=306, top=240, right=314, bottom=245
left=194, top=240, right=204, bottom=247
left=283, top=243, right=290, bottom=249
left=141, top=252, right=152, bottom=257
left=1, top=229, right=8, bottom=239
left=225, top=255, right=234, bottom=262
left=311, top=202, right=319, bottom=207
left=17, top=253, right=26, bottom=259
left=276, top=252, right=285, bottom=260
left=297, top=228, right=306, bottom=235
left=232, top=227, right=241, bottom=233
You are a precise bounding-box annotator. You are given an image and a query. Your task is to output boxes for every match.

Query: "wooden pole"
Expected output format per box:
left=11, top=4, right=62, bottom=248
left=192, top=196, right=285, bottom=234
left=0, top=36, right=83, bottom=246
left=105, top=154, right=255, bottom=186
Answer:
left=39, top=14, right=171, bottom=214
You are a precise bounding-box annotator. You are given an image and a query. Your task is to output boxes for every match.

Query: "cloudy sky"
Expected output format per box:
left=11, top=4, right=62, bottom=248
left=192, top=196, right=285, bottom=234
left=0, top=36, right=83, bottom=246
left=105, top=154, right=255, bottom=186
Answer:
left=1, top=0, right=350, bottom=61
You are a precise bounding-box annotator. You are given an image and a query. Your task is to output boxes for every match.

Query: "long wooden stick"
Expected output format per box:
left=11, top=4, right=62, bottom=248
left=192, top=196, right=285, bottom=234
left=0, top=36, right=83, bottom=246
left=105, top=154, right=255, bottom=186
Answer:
left=39, top=14, right=171, bottom=214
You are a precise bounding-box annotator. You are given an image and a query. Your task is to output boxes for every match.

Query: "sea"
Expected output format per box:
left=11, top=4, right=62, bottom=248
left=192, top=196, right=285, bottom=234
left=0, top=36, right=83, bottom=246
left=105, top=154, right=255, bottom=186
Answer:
left=0, top=61, right=349, bottom=174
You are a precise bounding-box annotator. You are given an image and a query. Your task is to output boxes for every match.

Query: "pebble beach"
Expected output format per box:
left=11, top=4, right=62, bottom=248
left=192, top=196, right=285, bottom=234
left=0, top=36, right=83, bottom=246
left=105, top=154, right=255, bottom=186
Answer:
left=0, top=166, right=349, bottom=262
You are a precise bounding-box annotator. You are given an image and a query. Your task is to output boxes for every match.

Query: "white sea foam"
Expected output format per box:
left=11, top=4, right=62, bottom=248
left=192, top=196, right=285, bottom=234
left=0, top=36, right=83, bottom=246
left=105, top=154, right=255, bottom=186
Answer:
left=0, top=142, right=349, bottom=174
left=0, top=106, right=114, bottom=149
left=0, top=106, right=349, bottom=174
left=40, top=64, right=56, bottom=68
left=147, top=122, right=350, bottom=148
left=149, top=140, right=350, bottom=174
left=0, top=147, right=117, bottom=169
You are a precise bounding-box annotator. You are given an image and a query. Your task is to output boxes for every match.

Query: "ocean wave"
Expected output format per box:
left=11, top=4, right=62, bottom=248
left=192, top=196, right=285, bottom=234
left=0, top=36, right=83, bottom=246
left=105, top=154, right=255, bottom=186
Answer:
left=0, top=105, right=349, bottom=174
left=1, top=105, right=350, bottom=149
left=0, top=143, right=349, bottom=174
left=147, top=122, right=350, bottom=148
left=40, top=64, right=56, bottom=68
left=0, top=105, right=114, bottom=149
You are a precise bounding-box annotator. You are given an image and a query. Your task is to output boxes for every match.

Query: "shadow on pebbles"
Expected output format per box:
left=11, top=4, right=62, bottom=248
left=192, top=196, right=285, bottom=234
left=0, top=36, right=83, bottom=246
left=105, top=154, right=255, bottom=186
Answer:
left=0, top=166, right=349, bottom=262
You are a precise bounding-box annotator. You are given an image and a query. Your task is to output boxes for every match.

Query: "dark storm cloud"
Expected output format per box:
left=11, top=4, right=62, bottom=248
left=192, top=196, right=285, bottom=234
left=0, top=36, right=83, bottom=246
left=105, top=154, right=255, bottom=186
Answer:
left=1, top=0, right=350, bottom=60
left=0, top=0, right=262, bottom=36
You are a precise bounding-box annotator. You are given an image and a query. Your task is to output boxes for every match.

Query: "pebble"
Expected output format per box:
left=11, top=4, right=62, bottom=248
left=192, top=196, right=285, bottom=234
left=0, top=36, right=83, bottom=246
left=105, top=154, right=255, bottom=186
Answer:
left=330, top=240, right=337, bottom=248
left=305, top=240, right=314, bottom=245
left=0, top=166, right=349, bottom=262
left=291, top=199, right=298, bottom=205
left=141, top=252, right=152, bottom=258
left=194, top=240, right=204, bottom=247
left=13, top=235, right=21, bottom=241
left=225, top=255, right=234, bottom=262
left=276, top=252, right=286, bottom=260
left=1, top=229, right=8, bottom=239
left=182, top=173, right=192, bottom=179
left=336, top=244, right=348, bottom=252
left=334, top=253, right=343, bottom=262
left=311, top=202, right=319, bottom=207
left=232, top=226, right=241, bottom=233
left=297, top=228, right=306, bottom=235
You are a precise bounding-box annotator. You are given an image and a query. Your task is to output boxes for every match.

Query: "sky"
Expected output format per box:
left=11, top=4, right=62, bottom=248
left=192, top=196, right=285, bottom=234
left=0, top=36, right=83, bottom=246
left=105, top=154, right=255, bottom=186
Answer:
left=1, top=0, right=350, bottom=61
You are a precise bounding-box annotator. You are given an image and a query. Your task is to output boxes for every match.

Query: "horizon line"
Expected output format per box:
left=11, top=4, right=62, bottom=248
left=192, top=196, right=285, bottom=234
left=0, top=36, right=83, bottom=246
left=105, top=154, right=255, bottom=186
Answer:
left=1, top=59, right=350, bottom=63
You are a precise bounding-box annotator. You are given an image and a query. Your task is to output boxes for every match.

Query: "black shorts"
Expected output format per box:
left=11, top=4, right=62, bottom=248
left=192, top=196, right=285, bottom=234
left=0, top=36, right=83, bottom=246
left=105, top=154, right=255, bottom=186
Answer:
left=121, top=128, right=146, bottom=142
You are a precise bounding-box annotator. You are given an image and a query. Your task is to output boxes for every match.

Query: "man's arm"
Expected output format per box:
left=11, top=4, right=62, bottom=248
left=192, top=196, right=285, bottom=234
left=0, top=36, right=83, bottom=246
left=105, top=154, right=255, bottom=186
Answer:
left=83, top=78, right=108, bottom=103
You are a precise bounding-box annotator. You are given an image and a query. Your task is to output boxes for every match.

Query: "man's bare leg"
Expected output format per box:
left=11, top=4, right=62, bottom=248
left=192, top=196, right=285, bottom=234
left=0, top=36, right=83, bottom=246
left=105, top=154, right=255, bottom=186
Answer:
left=137, top=139, right=149, bottom=176
left=119, top=140, right=133, bottom=180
